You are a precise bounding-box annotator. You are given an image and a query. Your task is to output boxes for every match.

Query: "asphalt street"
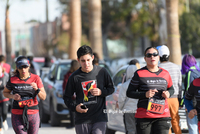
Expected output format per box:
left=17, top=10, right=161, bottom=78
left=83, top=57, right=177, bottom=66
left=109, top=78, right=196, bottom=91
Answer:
left=4, top=112, right=125, bottom=134
left=4, top=113, right=189, bottom=134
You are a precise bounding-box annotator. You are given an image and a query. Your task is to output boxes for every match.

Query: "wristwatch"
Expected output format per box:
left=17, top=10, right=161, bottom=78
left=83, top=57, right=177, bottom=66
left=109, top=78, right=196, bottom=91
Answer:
left=36, top=88, right=41, bottom=94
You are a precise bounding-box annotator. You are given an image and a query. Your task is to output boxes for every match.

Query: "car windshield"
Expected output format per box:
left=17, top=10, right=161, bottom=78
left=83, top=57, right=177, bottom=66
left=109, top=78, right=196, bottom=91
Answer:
left=56, top=63, right=71, bottom=80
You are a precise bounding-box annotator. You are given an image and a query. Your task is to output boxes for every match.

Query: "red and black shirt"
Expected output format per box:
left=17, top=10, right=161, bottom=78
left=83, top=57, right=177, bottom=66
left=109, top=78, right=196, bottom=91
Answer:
left=185, top=78, right=200, bottom=121
left=127, top=66, right=174, bottom=118
left=6, top=73, right=43, bottom=115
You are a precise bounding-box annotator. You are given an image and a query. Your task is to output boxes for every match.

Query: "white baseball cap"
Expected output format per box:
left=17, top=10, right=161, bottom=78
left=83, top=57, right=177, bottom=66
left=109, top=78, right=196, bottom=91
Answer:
left=157, top=45, right=170, bottom=57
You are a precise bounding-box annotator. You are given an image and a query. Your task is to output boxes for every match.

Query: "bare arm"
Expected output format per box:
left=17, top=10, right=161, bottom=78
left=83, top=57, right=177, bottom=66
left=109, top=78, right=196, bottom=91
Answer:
left=3, top=87, right=13, bottom=99
left=3, top=87, right=21, bottom=100
left=37, top=87, right=46, bottom=100
left=30, top=82, right=46, bottom=100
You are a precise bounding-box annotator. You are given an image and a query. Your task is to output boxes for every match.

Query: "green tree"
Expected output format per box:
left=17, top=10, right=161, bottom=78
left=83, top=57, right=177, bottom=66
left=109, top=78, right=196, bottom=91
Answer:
left=179, top=1, right=200, bottom=57
left=103, top=0, right=160, bottom=56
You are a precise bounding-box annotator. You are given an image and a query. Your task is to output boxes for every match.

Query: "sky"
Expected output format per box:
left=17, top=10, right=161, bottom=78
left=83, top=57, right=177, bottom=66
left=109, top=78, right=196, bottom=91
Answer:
left=0, top=0, right=62, bottom=27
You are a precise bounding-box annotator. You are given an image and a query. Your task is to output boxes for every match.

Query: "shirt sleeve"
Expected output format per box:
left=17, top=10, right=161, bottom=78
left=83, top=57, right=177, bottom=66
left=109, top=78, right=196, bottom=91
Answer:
left=100, top=68, right=115, bottom=97
left=167, top=72, right=174, bottom=97
left=126, top=71, right=146, bottom=99
left=36, top=76, right=44, bottom=88
left=185, top=81, right=195, bottom=100
left=178, top=70, right=182, bottom=99
left=184, top=81, right=195, bottom=112
left=63, top=76, right=76, bottom=112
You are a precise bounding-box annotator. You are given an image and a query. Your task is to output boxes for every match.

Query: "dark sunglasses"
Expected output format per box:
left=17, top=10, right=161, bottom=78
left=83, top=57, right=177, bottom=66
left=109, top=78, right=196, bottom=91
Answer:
left=18, top=65, right=29, bottom=69
left=145, top=53, right=159, bottom=58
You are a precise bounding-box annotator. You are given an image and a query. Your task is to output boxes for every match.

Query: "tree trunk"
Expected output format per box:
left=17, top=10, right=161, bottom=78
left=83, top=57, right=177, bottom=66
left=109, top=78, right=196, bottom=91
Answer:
left=166, top=0, right=182, bottom=65
left=69, top=0, right=81, bottom=59
left=88, top=0, right=103, bottom=60
left=5, top=0, right=12, bottom=64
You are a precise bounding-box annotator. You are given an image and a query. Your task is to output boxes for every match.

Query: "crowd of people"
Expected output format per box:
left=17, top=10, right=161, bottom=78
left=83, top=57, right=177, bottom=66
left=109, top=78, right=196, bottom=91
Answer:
left=0, top=45, right=200, bottom=134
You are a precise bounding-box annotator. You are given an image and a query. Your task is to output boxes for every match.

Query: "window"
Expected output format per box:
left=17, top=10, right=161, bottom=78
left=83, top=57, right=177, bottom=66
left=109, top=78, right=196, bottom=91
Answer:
left=48, top=64, right=57, bottom=80
left=56, top=63, right=71, bottom=80
left=113, top=69, right=126, bottom=86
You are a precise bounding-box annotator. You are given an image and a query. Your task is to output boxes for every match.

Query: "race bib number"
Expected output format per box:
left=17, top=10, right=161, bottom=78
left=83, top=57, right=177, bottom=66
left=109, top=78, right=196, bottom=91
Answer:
left=18, top=97, right=34, bottom=108
left=147, top=98, right=165, bottom=114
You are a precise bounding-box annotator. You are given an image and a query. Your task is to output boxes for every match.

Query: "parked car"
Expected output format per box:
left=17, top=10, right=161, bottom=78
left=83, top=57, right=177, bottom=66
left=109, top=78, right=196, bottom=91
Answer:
left=99, top=62, right=113, bottom=77
left=106, top=65, right=188, bottom=134
left=39, top=59, right=72, bottom=126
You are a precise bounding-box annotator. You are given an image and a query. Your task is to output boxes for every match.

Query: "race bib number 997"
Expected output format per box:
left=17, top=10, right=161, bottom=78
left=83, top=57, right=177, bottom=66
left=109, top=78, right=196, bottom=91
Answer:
left=147, top=98, right=165, bottom=114
left=18, top=97, right=34, bottom=108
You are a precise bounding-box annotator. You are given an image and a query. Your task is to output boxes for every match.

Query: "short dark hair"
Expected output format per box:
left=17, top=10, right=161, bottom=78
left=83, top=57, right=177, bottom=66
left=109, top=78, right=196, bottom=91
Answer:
left=0, top=55, right=5, bottom=62
left=70, top=60, right=80, bottom=72
left=129, top=59, right=139, bottom=65
left=160, top=55, right=169, bottom=62
left=144, top=46, right=158, bottom=56
left=77, top=45, right=93, bottom=59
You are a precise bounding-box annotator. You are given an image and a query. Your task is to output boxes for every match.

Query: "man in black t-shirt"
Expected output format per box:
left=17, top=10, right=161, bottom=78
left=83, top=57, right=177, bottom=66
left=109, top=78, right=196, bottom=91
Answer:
left=63, top=45, right=114, bottom=134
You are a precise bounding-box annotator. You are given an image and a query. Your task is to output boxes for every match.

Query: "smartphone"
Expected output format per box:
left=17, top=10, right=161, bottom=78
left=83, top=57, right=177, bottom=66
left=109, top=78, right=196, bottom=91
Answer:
left=81, top=105, right=87, bottom=109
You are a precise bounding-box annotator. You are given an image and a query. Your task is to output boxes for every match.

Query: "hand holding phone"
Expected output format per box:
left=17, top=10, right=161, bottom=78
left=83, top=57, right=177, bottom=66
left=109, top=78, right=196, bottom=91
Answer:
left=81, top=105, right=87, bottom=109
left=76, top=103, right=88, bottom=113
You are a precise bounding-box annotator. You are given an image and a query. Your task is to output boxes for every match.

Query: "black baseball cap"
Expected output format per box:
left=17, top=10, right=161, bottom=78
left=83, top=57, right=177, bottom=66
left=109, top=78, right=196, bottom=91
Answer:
left=16, top=56, right=29, bottom=68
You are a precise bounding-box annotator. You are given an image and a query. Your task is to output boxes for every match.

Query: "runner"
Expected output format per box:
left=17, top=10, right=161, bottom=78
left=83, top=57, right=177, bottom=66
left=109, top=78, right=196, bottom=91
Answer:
left=158, top=45, right=182, bottom=134
left=3, top=56, right=46, bottom=134
left=181, top=54, right=200, bottom=134
left=63, top=45, right=114, bottom=134
left=184, top=77, right=200, bottom=134
left=0, top=65, right=9, bottom=134
left=127, top=46, right=174, bottom=134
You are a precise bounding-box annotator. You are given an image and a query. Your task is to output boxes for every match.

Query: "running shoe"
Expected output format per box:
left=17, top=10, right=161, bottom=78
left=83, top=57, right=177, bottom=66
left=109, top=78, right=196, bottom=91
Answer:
left=0, top=128, right=3, bottom=134
left=3, top=120, right=8, bottom=131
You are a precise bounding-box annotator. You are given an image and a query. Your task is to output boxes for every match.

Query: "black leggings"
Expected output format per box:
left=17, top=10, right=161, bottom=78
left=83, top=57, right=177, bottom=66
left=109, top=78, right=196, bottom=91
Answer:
left=12, top=112, right=40, bottom=134
left=0, top=101, right=9, bottom=128
left=136, top=117, right=171, bottom=134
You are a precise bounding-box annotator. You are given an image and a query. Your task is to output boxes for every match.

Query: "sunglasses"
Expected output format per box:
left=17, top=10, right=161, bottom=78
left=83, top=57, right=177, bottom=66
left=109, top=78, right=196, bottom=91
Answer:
left=18, top=65, right=29, bottom=69
left=145, top=53, right=159, bottom=58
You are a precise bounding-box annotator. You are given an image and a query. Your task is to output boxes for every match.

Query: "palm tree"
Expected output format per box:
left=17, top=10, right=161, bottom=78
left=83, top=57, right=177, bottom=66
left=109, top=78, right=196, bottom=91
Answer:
left=166, top=0, right=182, bottom=65
left=5, top=0, right=12, bottom=64
left=88, top=0, right=103, bottom=60
left=68, top=0, right=81, bottom=59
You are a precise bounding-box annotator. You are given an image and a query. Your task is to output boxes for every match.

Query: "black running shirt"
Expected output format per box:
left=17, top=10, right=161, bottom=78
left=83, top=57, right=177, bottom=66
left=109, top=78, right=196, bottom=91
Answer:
left=6, top=73, right=43, bottom=115
left=127, top=66, right=174, bottom=118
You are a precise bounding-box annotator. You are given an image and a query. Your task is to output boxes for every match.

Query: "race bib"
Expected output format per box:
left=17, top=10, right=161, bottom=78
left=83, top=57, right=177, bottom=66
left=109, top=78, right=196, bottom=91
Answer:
left=147, top=98, right=165, bottom=114
left=18, top=97, right=34, bottom=108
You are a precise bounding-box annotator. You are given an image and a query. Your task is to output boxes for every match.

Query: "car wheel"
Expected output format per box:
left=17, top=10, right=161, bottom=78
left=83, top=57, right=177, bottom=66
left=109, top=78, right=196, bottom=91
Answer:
left=106, top=127, right=116, bottom=134
left=50, top=104, right=60, bottom=126
left=39, top=101, right=49, bottom=123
